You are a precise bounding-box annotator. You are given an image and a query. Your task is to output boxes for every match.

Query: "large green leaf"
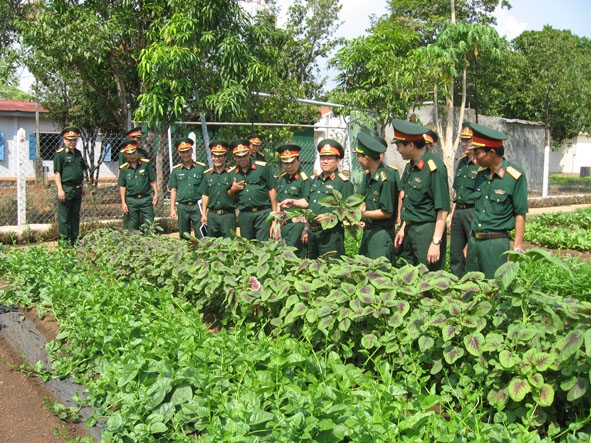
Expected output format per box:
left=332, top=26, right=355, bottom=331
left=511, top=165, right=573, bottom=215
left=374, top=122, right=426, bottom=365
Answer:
left=361, top=333, right=379, bottom=349
left=535, top=384, right=555, bottom=407
left=567, top=378, right=588, bottom=401
left=507, top=377, right=531, bottom=402
left=557, top=330, right=584, bottom=362
left=443, top=346, right=464, bottom=364
left=499, top=350, right=520, bottom=368
left=487, top=388, right=508, bottom=410
left=464, top=332, right=485, bottom=357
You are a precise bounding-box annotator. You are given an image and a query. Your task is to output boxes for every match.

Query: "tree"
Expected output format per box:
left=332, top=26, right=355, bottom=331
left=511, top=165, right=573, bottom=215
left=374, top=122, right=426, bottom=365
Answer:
left=495, top=27, right=591, bottom=146
left=0, top=0, right=26, bottom=85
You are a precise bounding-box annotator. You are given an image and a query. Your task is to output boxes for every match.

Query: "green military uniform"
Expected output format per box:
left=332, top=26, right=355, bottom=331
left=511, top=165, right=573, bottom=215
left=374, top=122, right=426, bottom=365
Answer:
left=118, top=127, right=149, bottom=166
left=168, top=161, right=206, bottom=239
left=308, top=171, right=353, bottom=258
left=53, top=127, right=87, bottom=245
left=399, top=149, right=450, bottom=270
left=355, top=132, right=400, bottom=262
left=201, top=165, right=237, bottom=238
left=276, top=144, right=310, bottom=257
left=248, top=135, right=266, bottom=162
left=119, top=157, right=157, bottom=231
left=466, top=159, right=528, bottom=278
left=450, top=154, right=479, bottom=276
left=230, top=139, right=276, bottom=241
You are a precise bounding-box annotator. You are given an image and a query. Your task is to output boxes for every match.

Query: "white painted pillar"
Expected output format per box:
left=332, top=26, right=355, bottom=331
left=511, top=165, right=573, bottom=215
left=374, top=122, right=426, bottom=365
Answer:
left=16, top=128, right=27, bottom=225
left=542, top=145, right=550, bottom=198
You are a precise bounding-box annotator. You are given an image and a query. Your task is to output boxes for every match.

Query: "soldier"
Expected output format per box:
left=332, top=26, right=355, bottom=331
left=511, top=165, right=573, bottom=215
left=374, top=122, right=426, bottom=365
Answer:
left=200, top=140, right=237, bottom=238
left=118, top=140, right=158, bottom=232
left=228, top=138, right=277, bottom=241
left=393, top=119, right=450, bottom=271
left=168, top=138, right=206, bottom=239
left=118, top=127, right=149, bottom=166
left=306, top=139, right=354, bottom=259
left=53, top=126, right=87, bottom=246
left=355, top=132, right=400, bottom=262
left=275, top=144, right=310, bottom=257
left=465, top=123, right=528, bottom=278
left=448, top=124, right=479, bottom=276
left=424, top=129, right=438, bottom=151
left=248, top=134, right=265, bottom=162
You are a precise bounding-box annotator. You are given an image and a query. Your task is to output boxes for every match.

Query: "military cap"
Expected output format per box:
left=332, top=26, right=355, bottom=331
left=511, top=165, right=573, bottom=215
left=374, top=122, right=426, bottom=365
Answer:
left=355, top=132, right=386, bottom=160
left=231, top=138, right=251, bottom=156
left=465, top=123, right=507, bottom=149
left=277, top=144, right=302, bottom=163
left=317, top=138, right=344, bottom=158
left=127, top=127, right=144, bottom=138
left=391, top=119, right=429, bottom=142
left=61, top=126, right=80, bottom=139
left=176, top=137, right=194, bottom=151
left=121, top=139, right=139, bottom=153
left=459, top=124, right=474, bottom=139
left=248, top=135, right=263, bottom=145
left=424, top=129, right=439, bottom=144
left=209, top=140, right=229, bottom=156
left=376, top=136, right=388, bottom=148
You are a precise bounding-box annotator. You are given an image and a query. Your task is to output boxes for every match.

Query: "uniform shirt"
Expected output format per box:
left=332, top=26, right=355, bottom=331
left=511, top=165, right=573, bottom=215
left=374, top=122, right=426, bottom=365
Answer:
left=308, top=171, right=354, bottom=215
left=118, top=159, right=156, bottom=195
left=358, top=164, right=399, bottom=229
left=277, top=170, right=311, bottom=206
left=233, top=160, right=276, bottom=210
left=201, top=166, right=237, bottom=210
left=400, top=150, right=450, bottom=223
left=167, top=162, right=206, bottom=203
left=53, top=148, right=87, bottom=185
left=453, top=156, right=480, bottom=205
left=471, top=159, right=528, bottom=232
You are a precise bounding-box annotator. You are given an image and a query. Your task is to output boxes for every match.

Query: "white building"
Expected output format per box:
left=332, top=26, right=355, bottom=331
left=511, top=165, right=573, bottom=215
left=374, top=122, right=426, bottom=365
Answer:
left=550, top=133, right=591, bottom=176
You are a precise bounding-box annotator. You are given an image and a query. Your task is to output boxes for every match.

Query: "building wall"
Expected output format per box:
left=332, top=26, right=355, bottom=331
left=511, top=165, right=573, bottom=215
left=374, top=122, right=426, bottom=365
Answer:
left=550, top=134, right=591, bottom=175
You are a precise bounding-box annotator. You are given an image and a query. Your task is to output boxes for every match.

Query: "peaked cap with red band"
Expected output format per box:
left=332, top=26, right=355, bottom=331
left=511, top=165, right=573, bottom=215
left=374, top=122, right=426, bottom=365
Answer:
left=127, top=127, right=144, bottom=138
left=317, top=139, right=344, bottom=158
left=465, top=123, right=507, bottom=149
left=459, top=125, right=474, bottom=139
left=61, top=126, right=80, bottom=139
left=391, top=119, right=429, bottom=142
left=121, top=139, right=139, bottom=153
left=209, top=140, right=229, bottom=155
left=176, top=137, right=194, bottom=151
left=277, top=144, right=302, bottom=163
left=231, top=138, right=251, bottom=156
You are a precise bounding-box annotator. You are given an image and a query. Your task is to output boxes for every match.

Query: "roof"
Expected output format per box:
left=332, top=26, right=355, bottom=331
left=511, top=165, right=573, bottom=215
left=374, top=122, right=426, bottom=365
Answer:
left=0, top=100, right=48, bottom=113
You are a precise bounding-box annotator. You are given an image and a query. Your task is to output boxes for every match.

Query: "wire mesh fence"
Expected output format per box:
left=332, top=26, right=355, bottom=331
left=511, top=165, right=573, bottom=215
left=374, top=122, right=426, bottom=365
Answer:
left=2, top=122, right=590, bottom=237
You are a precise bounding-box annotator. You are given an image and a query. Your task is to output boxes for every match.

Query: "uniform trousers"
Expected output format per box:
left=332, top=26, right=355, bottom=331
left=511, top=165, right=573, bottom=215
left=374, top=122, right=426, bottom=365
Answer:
left=465, top=236, right=510, bottom=279
left=57, top=184, right=82, bottom=246
left=401, top=221, right=446, bottom=271
left=238, top=208, right=272, bottom=241
left=449, top=207, right=475, bottom=277
left=124, top=195, right=154, bottom=232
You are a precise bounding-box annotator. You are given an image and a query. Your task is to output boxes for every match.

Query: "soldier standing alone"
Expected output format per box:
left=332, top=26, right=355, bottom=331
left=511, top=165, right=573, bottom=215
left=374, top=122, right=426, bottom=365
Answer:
left=53, top=126, right=87, bottom=246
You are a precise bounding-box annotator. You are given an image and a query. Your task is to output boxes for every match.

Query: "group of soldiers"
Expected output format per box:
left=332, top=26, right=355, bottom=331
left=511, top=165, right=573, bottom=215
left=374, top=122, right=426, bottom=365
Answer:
left=53, top=119, right=527, bottom=278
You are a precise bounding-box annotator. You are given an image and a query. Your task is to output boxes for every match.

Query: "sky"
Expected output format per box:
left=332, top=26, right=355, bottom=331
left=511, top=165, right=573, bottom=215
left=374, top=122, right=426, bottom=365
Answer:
left=18, top=0, right=590, bottom=92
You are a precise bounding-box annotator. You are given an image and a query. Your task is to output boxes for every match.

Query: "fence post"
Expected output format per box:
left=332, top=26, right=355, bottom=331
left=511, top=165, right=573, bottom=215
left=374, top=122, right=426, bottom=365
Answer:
left=542, top=145, right=550, bottom=198
left=17, top=128, right=27, bottom=225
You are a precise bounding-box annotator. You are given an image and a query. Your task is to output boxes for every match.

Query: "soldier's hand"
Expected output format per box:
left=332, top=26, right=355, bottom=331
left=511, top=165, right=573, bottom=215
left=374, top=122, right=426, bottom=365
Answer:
left=427, top=242, right=440, bottom=264
left=122, top=202, right=129, bottom=214
left=58, top=189, right=66, bottom=202
left=231, top=178, right=245, bottom=192
left=301, top=227, right=309, bottom=244
left=394, top=228, right=404, bottom=248
left=170, top=209, right=177, bottom=221
left=279, top=199, right=294, bottom=209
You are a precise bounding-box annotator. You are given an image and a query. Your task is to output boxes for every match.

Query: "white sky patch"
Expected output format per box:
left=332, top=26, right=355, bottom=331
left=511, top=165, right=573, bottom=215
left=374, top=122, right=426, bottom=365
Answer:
left=493, top=5, right=528, bottom=41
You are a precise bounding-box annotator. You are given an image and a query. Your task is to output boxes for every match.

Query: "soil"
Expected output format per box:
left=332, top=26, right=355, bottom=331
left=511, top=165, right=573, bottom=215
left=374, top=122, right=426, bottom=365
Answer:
left=0, top=238, right=589, bottom=443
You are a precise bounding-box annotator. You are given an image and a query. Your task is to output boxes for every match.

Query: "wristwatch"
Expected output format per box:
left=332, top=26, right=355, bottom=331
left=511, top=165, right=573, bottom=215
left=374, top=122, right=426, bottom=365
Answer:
left=432, top=237, right=441, bottom=245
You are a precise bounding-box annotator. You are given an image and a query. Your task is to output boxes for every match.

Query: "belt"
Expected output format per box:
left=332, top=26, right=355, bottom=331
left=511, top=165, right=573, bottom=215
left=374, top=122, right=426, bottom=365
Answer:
left=211, top=208, right=235, bottom=215
left=364, top=224, right=392, bottom=231
left=179, top=201, right=198, bottom=206
left=128, top=194, right=150, bottom=199
left=63, top=182, right=82, bottom=189
left=242, top=206, right=270, bottom=213
left=456, top=204, right=474, bottom=209
left=309, top=224, right=323, bottom=232
left=471, top=231, right=509, bottom=240
left=404, top=220, right=430, bottom=226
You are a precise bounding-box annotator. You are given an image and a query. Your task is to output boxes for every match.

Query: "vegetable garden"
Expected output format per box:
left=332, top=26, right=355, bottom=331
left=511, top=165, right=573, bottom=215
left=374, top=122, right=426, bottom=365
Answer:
left=1, top=208, right=591, bottom=442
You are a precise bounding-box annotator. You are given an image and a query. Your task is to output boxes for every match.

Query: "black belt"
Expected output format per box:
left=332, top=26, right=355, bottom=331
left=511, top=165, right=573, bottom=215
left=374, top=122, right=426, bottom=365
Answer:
left=242, top=206, right=270, bottom=213
left=471, top=231, right=509, bottom=240
left=456, top=204, right=474, bottom=209
left=364, top=224, right=393, bottom=231
left=179, top=201, right=198, bottom=206
left=309, top=224, right=323, bottom=232
left=128, top=194, right=149, bottom=199
left=211, top=208, right=235, bottom=215
left=404, top=220, right=431, bottom=226
left=63, top=182, right=82, bottom=189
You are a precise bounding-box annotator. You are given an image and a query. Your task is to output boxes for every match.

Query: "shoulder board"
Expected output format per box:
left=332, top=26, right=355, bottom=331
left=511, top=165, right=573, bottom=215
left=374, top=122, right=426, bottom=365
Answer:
left=427, top=159, right=438, bottom=172
left=380, top=170, right=388, bottom=182
left=172, top=163, right=183, bottom=170
left=196, top=161, right=206, bottom=167
left=204, top=167, right=213, bottom=174
left=301, top=171, right=308, bottom=181
left=119, top=162, right=129, bottom=169
left=254, top=160, right=267, bottom=167
left=387, top=164, right=398, bottom=171
left=56, top=148, right=64, bottom=153
left=141, top=158, right=150, bottom=163
left=477, top=166, right=487, bottom=172
left=506, top=165, right=522, bottom=180
left=338, top=172, right=349, bottom=181
left=279, top=172, right=287, bottom=178
left=228, top=166, right=236, bottom=173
